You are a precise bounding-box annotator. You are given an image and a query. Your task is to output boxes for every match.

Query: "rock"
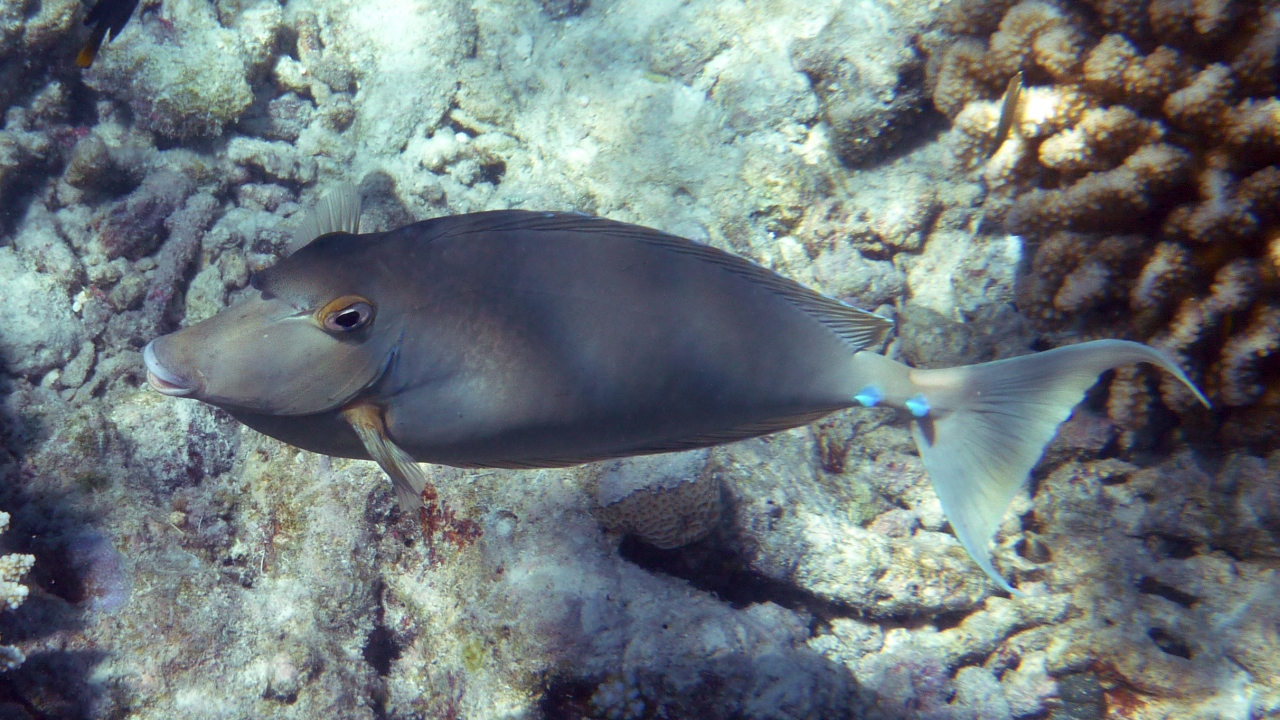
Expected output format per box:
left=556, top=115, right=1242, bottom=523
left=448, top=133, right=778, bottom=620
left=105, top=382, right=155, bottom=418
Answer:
left=897, top=303, right=994, bottom=368
left=0, top=248, right=82, bottom=377
left=593, top=451, right=723, bottom=549
left=793, top=0, right=925, bottom=166
left=537, top=0, right=589, bottom=19
left=82, top=0, right=277, bottom=139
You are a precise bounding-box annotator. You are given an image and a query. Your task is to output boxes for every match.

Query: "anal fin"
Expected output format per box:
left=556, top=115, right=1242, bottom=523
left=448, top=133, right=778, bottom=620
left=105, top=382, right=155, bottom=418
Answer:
left=342, top=402, right=431, bottom=510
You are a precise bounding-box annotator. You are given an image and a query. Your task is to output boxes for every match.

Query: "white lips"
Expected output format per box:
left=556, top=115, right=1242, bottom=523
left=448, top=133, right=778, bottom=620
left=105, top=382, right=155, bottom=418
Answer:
left=143, top=341, right=194, bottom=397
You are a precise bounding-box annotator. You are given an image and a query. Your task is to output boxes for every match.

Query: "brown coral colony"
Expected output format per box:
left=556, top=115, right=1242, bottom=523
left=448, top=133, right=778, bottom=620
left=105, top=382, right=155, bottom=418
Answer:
left=933, top=0, right=1280, bottom=447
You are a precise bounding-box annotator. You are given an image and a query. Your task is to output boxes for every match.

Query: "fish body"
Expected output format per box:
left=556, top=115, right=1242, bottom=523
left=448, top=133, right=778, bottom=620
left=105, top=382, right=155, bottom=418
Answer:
left=152, top=210, right=891, bottom=466
left=144, top=191, right=1206, bottom=593
left=78, top=0, right=141, bottom=68
left=987, top=71, right=1023, bottom=159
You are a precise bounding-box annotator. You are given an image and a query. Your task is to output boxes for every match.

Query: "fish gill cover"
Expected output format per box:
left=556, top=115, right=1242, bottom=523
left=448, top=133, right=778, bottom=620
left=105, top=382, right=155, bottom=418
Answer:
left=0, top=0, right=1276, bottom=719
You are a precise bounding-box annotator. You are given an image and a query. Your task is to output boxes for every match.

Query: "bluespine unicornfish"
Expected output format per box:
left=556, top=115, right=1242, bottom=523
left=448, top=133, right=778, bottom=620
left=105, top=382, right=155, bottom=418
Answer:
left=143, top=185, right=1208, bottom=595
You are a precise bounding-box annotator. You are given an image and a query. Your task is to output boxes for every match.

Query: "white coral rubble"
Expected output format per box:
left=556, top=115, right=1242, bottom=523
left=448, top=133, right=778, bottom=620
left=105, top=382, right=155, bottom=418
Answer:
left=0, top=512, right=34, bottom=672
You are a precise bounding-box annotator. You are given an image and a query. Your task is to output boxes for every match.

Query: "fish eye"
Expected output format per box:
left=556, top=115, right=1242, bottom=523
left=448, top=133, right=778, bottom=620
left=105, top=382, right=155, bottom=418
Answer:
left=319, top=296, right=374, bottom=333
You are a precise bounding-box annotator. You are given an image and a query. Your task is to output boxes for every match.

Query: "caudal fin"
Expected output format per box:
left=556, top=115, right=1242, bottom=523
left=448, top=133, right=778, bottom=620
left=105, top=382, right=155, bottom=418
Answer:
left=905, top=340, right=1207, bottom=595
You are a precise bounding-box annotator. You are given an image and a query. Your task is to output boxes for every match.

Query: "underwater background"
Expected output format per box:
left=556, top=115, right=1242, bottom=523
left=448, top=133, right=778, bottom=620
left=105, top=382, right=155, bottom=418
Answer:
left=0, top=0, right=1278, bottom=717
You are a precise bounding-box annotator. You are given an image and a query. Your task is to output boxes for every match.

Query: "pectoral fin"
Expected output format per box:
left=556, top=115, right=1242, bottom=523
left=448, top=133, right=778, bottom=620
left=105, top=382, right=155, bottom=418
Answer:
left=342, top=402, right=430, bottom=510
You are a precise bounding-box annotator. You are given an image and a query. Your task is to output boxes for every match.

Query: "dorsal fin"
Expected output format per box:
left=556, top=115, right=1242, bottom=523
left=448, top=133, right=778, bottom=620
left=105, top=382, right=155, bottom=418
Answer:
left=289, top=183, right=362, bottom=254
left=433, top=210, right=896, bottom=352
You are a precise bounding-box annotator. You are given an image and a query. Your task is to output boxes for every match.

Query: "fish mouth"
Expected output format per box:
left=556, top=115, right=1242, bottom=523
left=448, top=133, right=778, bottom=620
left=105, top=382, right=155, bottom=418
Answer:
left=143, top=340, right=198, bottom=397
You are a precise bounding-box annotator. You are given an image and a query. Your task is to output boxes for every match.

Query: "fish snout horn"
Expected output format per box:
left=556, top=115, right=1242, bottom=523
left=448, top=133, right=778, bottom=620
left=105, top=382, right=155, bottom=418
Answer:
left=143, top=340, right=199, bottom=397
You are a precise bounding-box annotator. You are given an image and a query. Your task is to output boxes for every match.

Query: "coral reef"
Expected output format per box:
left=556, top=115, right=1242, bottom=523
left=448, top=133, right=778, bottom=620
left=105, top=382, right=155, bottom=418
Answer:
left=1022, top=447, right=1280, bottom=718
left=0, top=112, right=56, bottom=229
left=929, top=0, right=1280, bottom=448
left=0, top=0, right=1275, bottom=716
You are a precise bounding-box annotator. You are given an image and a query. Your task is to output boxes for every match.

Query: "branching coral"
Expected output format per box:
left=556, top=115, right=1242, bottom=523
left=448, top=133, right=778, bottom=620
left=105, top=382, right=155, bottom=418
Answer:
left=0, top=512, right=34, bottom=672
left=142, top=192, right=219, bottom=331
left=930, top=0, right=1280, bottom=446
left=92, top=170, right=197, bottom=261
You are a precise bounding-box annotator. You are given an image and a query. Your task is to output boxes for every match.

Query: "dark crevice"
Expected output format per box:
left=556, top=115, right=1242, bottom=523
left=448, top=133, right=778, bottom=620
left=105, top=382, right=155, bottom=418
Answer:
left=443, top=103, right=472, bottom=136
left=1149, top=533, right=1198, bottom=559
left=0, top=675, right=55, bottom=720
left=1135, top=576, right=1198, bottom=608
left=1052, top=672, right=1105, bottom=720
left=1147, top=627, right=1193, bottom=659
left=618, top=526, right=986, bottom=632
left=362, top=625, right=400, bottom=677
left=278, top=24, right=301, bottom=61
left=1015, top=534, right=1052, bottom=563
left=537, top=0, right=590, bottom=20
left=64, top=76, right=101, bottom=128
left=29, top=543, right=86, bottom=605
left=839, top=90, right=947, bottom=171
left=1020, top=511, right=1044, bottom=534
left=362, top=579, right=401, bottom=678
left=931, top=608, right=973, bottom=631
left=1097, top=468, right=1131, bottom=486
left=478, top=160, right=506, bottom=186
left=1211, top=541, right=1247, bottom=562
left=152, top=132, right=220, bottom=154
left=538, top=678, right=598, bottom=719
left=234, top=83, right=284, bottom=138
left=1030, top=335, right=1056, bottom=353
left=0, top=161, right=55, bottom=240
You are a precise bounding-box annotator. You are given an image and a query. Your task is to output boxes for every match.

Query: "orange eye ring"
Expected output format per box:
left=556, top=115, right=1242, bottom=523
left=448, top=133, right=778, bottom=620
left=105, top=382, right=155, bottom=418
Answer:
left=318, top=295, right=375, bottom=333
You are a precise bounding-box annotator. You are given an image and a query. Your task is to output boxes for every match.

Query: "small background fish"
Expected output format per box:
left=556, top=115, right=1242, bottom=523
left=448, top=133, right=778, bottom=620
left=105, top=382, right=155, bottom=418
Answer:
left=77, top=0, right=141, bottom=68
